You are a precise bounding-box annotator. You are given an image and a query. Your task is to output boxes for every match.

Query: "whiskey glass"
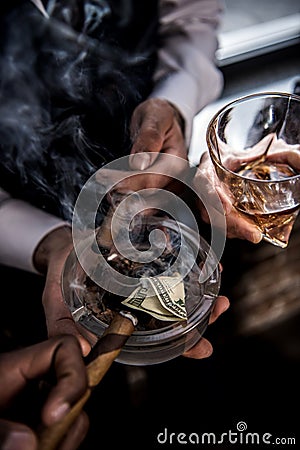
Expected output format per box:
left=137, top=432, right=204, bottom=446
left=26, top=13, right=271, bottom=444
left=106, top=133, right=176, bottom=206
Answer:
left=206, top=92, right=300, bottom=248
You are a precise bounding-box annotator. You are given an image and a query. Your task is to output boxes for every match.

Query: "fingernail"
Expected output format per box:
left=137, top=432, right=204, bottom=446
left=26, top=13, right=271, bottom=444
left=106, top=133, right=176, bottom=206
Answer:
left=252, top=230, right=263, bottom=244
left=130, top=153, right=152, bottom=170
left=202, top=339, right=213, bottom=357
left=220, top=300, right=230, bottom=314
left=49, top=402, right=70, bottom=424
left=3, top=430, right=37, bottom=450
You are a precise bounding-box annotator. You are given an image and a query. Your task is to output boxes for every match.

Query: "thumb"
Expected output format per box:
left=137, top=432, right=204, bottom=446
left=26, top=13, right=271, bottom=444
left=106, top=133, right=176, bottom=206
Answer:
left=47, top=317, right=92, bottom=357
left=129, top=151, right=159, bottom=171
left=0, top=420, right=37, bottom=450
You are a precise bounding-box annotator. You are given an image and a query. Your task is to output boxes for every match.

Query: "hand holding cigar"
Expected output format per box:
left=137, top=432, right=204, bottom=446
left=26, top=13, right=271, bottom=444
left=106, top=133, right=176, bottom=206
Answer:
left=37, top=311, right=137, bottom=450
left=41, top=193, right=225, bottom=448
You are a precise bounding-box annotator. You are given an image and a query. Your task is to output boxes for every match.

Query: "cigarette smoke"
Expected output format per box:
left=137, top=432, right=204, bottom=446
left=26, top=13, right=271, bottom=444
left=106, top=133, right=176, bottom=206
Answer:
left=0, top=0, right=158, bottom=221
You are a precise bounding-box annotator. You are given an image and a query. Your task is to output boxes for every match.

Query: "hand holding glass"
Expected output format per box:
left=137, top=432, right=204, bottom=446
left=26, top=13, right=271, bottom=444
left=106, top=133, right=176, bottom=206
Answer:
left=206, top=92, right=300, bottom=248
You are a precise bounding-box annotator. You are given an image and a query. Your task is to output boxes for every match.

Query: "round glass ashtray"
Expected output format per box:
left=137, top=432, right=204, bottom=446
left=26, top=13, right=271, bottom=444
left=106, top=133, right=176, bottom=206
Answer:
left=62, top=218, right=221, bottom=365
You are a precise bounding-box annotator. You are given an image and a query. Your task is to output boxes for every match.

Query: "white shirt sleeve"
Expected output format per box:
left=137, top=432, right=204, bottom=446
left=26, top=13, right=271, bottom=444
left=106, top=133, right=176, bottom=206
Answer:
left=0, top=189, right=70, bottom=273
left=152, top=0, right=224, bottom=145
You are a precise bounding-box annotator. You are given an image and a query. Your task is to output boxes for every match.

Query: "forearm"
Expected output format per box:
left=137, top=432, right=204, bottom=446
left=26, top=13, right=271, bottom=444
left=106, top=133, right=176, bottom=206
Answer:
left=152, top=0, right=224, bottom=144
left=0, top=190, right=70, bottom=274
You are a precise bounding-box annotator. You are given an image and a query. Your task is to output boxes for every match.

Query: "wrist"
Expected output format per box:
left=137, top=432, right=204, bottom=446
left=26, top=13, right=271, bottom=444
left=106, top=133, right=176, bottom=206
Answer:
left=33, top=226, right=73, bottom=274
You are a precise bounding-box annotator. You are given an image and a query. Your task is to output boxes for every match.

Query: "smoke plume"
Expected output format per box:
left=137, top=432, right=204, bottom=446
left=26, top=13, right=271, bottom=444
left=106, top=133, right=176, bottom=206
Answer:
left=0, top=0, right=158, bottom=221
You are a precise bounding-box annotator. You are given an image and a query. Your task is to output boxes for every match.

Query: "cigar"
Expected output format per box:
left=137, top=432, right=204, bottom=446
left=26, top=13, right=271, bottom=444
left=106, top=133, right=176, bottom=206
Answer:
left=93, top=208, right=114, bottom=251
left=37, top=311, right=137, bottom=450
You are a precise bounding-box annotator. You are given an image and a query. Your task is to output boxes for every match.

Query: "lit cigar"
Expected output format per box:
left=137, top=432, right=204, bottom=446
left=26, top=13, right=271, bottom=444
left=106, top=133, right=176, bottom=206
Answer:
left=92, top=192, right=146, bottom=256
left=37, top=310, right=137, bottom=450
left=92, top=207, right=115, bottom=254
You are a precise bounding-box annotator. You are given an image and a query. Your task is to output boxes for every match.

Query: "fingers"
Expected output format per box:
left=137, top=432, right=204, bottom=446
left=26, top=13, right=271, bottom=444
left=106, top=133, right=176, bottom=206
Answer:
left=0, top=412, right=89, bottom=450
left=268, top=149, right=300, bottom=171
left=0, top=420, right=38, bottom=450
left=129, top=98, right=167, bottom=168
left=42, top=268, right=92, bottom=357
left=95, top=98, right=189, bottom=196
left=182, top=338, right=213, bottom=359
left=37, top=228, right=92, bottom=357
left=195, top=152, right=263, bottom=244
left=96, top=154, right=189, bottom=194
left=57, top=411, right=89, bottom=450
left=96, top=167, right=171, bottom=193
left=182, top=295, right=230, bottom=359
left=194, top=155, right=231, bottom=215
left=224, top=209, right=263, bottom=243
left=40, top=335, right=88, bottom=427
left=128, top=98, right=188, bottom=194
left=0, top=336, right=89, bottom=450
left=197, top=196, right=262, bottom=244
left=0, top=336, right=88, bottom=428
left=129, top=98, right=186, bottom=171
left=208, top=295, right=230, bottom=325
left=46, top=312, right=92, bottom=358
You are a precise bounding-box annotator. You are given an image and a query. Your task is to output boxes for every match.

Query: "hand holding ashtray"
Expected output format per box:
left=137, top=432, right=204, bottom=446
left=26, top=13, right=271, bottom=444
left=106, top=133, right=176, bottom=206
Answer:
left=62, top=212, right=221, bottom=365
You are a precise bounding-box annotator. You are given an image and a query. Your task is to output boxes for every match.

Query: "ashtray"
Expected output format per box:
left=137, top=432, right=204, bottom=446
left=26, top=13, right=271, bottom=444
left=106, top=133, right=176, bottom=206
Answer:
left=62, top=217, right=221, bottom=365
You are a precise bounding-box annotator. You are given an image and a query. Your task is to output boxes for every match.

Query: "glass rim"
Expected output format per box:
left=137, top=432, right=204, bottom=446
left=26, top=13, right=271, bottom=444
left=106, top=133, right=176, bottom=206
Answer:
left=206, top=91, right=300, bottom=184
